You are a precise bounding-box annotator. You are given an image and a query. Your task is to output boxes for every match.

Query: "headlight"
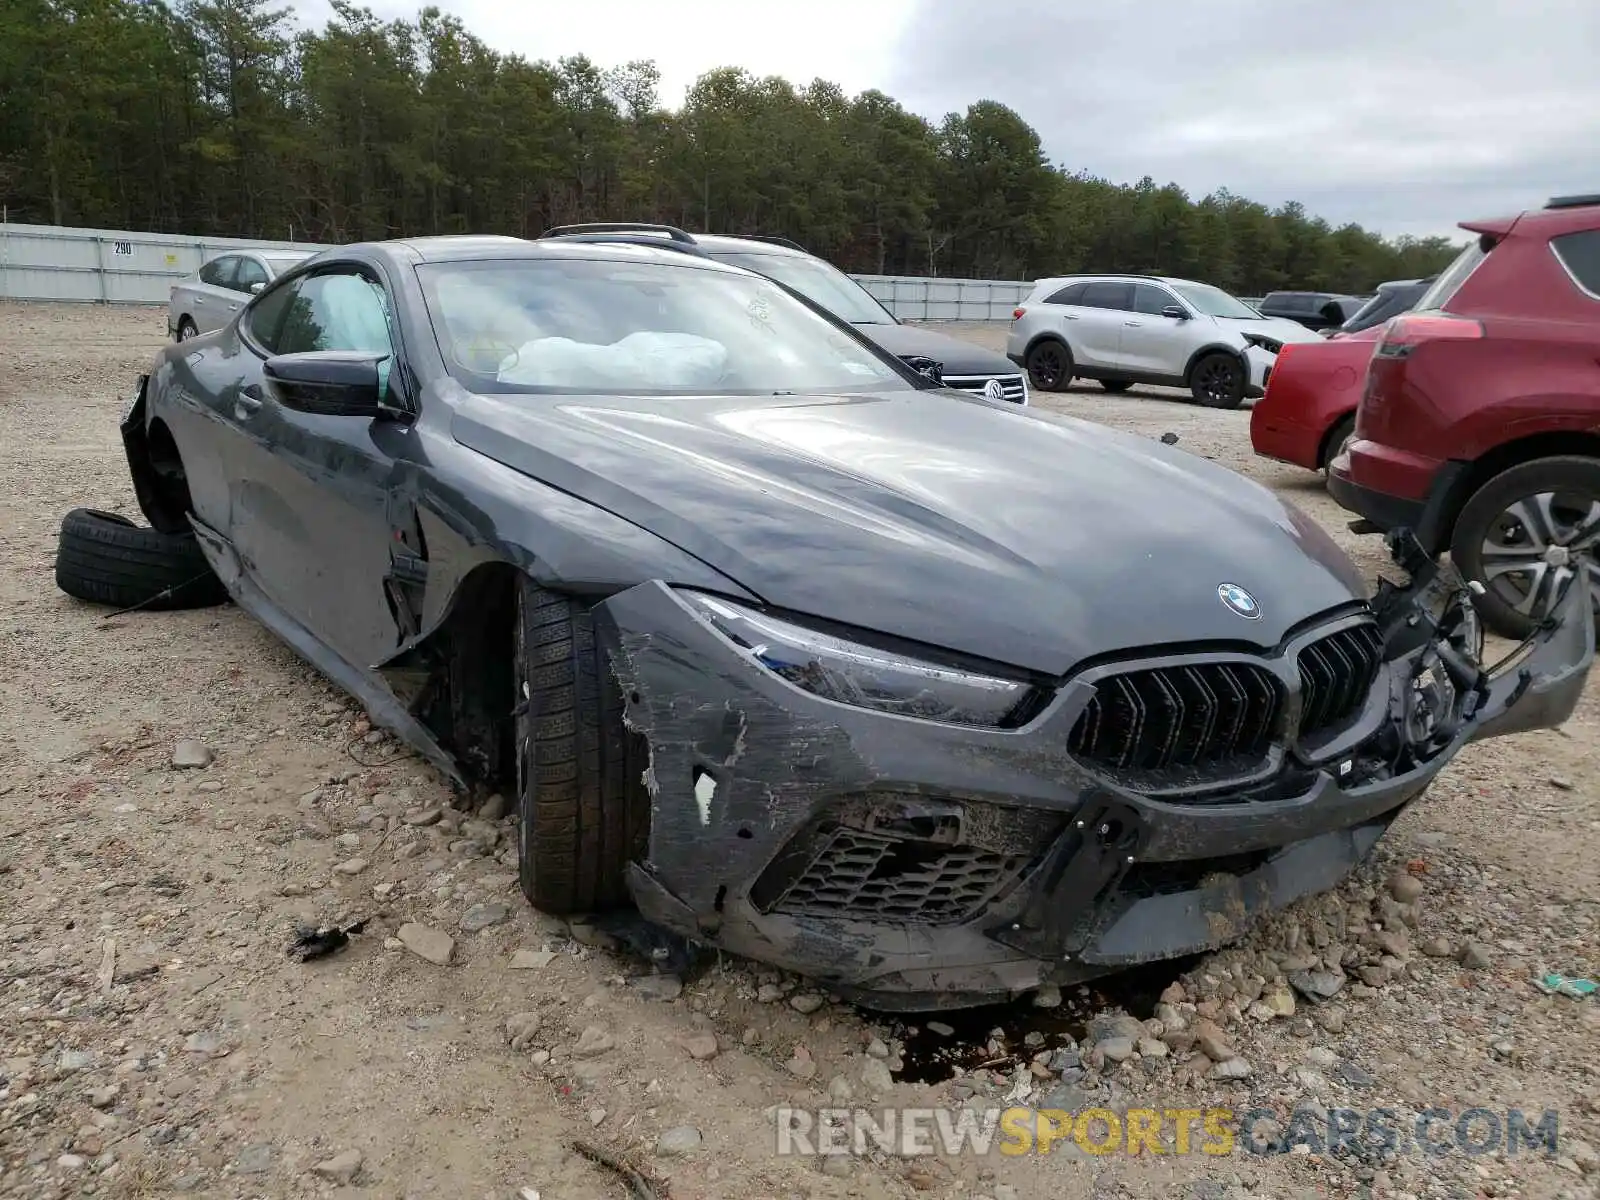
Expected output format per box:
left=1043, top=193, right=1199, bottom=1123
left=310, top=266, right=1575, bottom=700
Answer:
left=1242, top=333, right=1284, bottom=355
left=681, top=592, right=1030, bottom=726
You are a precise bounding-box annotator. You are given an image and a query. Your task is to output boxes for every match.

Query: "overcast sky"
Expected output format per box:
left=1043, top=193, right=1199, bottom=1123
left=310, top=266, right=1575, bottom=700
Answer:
left=290, top=0, right=1596, bottom=242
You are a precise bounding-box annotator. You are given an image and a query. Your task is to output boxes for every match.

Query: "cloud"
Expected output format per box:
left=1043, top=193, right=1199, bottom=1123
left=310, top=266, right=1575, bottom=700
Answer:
left=285, top=0, right=1595, bottom=240
left=287, top=0, right=915, bottom=108
left=884, top=0, right=1600, bottom=240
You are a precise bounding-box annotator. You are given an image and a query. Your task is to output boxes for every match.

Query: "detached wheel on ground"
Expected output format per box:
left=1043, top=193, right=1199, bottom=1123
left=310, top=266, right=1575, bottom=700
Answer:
left=1024, top=340, right=1074, bottom=392
left=1099, top=380, right=1133, bottom=394
left=1189, top=352, right=1246, bottom=409
left=513, top=580, right=650, bottom=915
left=1449, top=456, right=1600, bottom=639
left=176, top=317, right=197, bottom=342
left=54, top=508, right=229, bottom=611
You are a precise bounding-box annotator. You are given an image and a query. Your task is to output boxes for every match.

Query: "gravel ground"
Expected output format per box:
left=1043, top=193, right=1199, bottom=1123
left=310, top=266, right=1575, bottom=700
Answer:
left=1, top=303, right=1597, bottom=1200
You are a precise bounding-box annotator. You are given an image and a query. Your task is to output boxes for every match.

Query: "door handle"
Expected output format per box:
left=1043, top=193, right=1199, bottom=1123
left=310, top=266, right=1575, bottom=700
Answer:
left=1124, top=321, right=1142, bottom=327
left=1062, top=313, right=1080, bottom=320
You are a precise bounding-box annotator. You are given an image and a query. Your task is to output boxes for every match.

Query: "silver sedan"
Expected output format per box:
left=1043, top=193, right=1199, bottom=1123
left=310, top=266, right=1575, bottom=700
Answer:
left=168, top=250, right=311, bottom=341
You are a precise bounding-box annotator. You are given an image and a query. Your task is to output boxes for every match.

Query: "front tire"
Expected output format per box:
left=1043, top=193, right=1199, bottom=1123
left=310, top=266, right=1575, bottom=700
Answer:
left=514, top=581, right=649, bottom=915
left=1449, top=456, right=1600, bottom=639
left=1025, top=340, right=1074, bottom=392
left=1189, top=352, right=1245, bottom=409
left=176, top=317, right=197, bottom=342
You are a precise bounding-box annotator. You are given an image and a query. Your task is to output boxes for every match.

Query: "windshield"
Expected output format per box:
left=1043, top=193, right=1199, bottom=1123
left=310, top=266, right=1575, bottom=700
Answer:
left=417, top=258, right=910, bottom=396
left=1170, top=282, right=1261, bottom=320
left=1413, top=241, right=1488, bottom=313
left=709, top=250, right=897, bottom=325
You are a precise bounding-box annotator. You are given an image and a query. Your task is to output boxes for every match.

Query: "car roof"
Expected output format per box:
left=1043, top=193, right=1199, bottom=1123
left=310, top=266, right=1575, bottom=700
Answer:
left=316, top=234, right=759, bottom=277
left=1031, top=273, right=1212, bottom=289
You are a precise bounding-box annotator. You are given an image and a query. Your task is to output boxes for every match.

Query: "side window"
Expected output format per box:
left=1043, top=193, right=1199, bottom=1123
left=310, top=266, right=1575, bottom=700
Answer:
left=1131, top=284, right=1177, bottom=315
left=1044, top=281, right=1086, bottom=306
left=233, top=257, right=269, bottom=294
left=199, top=256, right=237, bottom=288
left=1081, top=281, right=1133, bottom=311
left=275, top=269, right=397, bottom=398
left=246, top=278, right=299, bottom=353
left=276, top=271, right=395, bottom=356
left=1553, top=230, right=1600, bottom=297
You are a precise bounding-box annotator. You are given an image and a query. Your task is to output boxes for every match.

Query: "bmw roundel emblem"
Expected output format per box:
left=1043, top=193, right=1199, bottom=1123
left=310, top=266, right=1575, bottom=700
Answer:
left=1217, top=582, right=1261, bottom=620
left=983, top=378, right=1006, bottom=402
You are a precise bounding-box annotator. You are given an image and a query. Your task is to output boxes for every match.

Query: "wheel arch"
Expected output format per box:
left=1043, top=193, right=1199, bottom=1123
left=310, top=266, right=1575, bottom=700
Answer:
left=1432, top=430, right=1600, bottom=546
left=1182, top=343, right=1250, bottom=384
left=121, top=378, right=194, bottom=536
left=1316, top=408, right=1358, bottom=468
left=1023, top=330, right=1073, bottom=358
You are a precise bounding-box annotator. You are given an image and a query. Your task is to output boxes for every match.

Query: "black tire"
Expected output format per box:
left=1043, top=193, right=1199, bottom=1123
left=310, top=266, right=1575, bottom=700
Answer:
left=1025, top=340, right=1074, bottom=392
left=176, top=317, right=197, bottom=342
left=1189, top=352, right=1246, bottom=409
left=513, top=581, right=650, bottom=915
left=1321, top=413, right=1356, bottom=471
left=1449, top=456, right=1600, bottom=640
left=54, top=508, right=229, bottom=611
left=1099, top=380, right=1133, bottom=394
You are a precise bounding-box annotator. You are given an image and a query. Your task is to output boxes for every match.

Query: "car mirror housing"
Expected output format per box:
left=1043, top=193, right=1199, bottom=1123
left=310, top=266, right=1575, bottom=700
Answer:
left=264, top=351, right=389, bottom=417
left=1161, top=305, right=1188, bottom=320
left=250, top=281, right=266, bottom=294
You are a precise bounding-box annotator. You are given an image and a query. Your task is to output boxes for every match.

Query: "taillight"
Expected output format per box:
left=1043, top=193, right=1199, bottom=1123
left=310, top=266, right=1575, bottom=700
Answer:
left=1374, top=313, right=1484, bottom=359
left=1012, top=307, right=1026, bottom=321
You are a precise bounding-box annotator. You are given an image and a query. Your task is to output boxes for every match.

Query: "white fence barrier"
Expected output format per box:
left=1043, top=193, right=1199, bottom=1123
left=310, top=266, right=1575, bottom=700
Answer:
left=0, top=221, right=1029, bottom=321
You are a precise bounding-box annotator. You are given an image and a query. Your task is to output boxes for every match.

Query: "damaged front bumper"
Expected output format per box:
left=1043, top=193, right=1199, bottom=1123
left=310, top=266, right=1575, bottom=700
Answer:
left=593, top=538, right=1593, bottom=1011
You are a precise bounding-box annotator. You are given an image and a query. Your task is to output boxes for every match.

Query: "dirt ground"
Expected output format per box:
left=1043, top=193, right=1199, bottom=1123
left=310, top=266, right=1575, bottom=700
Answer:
left=0, top=303, right=1596, bottom=1200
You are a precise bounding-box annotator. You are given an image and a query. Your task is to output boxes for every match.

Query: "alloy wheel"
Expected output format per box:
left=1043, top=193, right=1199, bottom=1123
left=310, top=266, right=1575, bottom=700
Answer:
left=1480, top=490, right=1600, bottom=620
left=1028, top=346, right=1065, bottom=390
left=1195, top=358, right=1238, bottom=405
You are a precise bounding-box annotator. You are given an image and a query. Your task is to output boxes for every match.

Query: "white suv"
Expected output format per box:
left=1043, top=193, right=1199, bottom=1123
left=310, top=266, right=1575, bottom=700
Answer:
left=1006, top=274, right=1324, bottom=408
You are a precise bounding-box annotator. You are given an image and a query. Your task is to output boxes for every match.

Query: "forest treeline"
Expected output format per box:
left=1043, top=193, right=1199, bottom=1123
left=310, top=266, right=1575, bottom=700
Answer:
left=0, top=0, right=1461, bottom=289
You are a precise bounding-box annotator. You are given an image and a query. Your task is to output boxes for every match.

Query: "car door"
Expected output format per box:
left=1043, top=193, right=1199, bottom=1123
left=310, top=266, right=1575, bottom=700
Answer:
left=1119, top=283, right=1192, bottom=377
left=1069, top=281, right=1134, bottom=369
left=232, top=262, right=412, bottom=668
left=191, top=255, right=243, bottom=334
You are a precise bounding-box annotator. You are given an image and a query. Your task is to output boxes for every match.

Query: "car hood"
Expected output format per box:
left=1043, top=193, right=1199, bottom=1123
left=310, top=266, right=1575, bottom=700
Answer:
left=1217, top=316, right=1328, bottom=345
left=852, top=322, right=1021, bottom=376
left=450, top=388, right=1368, bottom=675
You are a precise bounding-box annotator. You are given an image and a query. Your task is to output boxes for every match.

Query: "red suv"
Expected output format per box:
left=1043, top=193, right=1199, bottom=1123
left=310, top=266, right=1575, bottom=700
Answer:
left=1328, top=193, right=1600, bottom=638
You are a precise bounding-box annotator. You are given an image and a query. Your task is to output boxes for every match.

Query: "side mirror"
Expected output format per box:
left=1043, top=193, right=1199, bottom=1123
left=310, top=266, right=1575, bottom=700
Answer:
left=1161, top=305, right=1188, bottom=320
left=264, top=351, right=389, bottom=417
left=901, top=354, right=945, bottom=385
left=250, top=281, right=266, bottom=294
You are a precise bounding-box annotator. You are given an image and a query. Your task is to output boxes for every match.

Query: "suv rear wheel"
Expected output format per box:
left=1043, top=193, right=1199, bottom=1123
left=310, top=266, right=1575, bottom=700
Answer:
left=1025, top=341, right=1073, bottom=392
left=1450, top=456, right=1600, bottom=638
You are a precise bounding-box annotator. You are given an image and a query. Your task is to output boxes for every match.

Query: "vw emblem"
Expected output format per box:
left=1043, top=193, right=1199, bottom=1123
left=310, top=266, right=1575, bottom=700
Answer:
left=983, top=378, right=1006, bottom=402
left=1217, top=583, right=1261, bottom=620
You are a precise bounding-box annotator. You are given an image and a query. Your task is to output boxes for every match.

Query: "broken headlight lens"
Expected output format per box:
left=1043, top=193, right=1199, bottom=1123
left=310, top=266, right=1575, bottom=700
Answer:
left=681, top=592, right=1029, bottom=726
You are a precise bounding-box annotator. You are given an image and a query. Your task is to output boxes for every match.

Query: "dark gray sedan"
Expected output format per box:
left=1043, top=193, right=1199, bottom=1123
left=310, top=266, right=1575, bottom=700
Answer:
left=115, top=235, right=1592, bottom=1010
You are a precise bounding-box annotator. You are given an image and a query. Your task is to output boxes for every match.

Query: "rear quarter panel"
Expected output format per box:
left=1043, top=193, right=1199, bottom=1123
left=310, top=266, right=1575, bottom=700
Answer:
left=1250, top=334, right=1376, bottom=469
left=1357, top=319, right=1600, bottom=460
left=145, top=329, right=258, bottom=537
